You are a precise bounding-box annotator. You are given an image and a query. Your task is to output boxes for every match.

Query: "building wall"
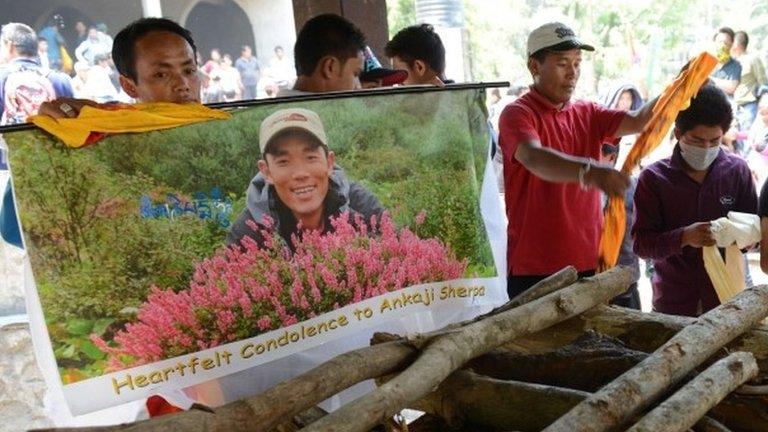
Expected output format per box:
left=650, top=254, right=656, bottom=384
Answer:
left=292, top=0, right=389, bottom=61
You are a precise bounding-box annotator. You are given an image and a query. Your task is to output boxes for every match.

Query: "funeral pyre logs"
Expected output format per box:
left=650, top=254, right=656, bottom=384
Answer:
left=38, top=266, right=768, bottom=432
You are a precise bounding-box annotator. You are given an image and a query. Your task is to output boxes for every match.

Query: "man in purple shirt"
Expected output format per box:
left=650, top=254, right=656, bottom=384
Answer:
left=633, top=84, right=758, bottom=317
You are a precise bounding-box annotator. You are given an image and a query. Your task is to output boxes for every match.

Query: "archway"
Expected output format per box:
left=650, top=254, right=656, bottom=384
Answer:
left=184, top=0, right=256, bottom=63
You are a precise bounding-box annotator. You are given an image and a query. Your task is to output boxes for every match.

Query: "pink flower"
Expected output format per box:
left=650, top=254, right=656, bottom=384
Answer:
left=95, top=212, right=466, bottom=368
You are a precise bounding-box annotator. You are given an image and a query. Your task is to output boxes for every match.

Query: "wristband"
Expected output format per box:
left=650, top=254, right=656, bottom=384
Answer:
left=578, top=161, right=592, bottom=189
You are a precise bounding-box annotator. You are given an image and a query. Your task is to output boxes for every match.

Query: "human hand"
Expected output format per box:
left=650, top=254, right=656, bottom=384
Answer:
left=583, top=165, right=630, bottom=197
left=681, top=222, right=715, bottom=248
left=39, top=98, right=101, bottom=119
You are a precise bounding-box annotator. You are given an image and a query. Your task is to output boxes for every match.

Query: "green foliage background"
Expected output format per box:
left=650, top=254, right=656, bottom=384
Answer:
left=6, top=88, right=495, bottom=379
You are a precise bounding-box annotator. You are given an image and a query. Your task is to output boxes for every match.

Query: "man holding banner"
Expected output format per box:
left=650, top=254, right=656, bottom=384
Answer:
left=499, top=22, right=657, bottom=298
left=39, top=17, right=200, bottom=118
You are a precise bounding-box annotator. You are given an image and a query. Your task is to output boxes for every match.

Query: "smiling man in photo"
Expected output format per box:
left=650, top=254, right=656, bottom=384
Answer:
left=227, top=108, right=383, bottom=249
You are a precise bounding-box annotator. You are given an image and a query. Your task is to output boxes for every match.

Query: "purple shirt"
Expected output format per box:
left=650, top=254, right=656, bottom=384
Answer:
left=632, top=145, right=757, bottom=316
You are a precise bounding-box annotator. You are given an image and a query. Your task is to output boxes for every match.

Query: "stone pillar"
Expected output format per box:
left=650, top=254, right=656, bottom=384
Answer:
left=141, top=0, right=163, bottom=18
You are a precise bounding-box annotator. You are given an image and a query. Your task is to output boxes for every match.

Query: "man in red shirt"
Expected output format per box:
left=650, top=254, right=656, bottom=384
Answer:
left=499, top=22, right=657, bottom=298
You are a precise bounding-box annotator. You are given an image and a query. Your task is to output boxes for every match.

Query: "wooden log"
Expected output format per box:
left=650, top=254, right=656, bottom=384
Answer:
left=543, top=285, right=768, bottom=432
left=300, top=266, right=633, bottom=432
left=470, top=331, right=647, bottom=392
left=506, top=266, right=579, bottom=308
left=693, top=416, right=732, bottom=432
left=627, top=352, right=758, bottom=432
left=510, top=305, right=768, bottom=372
left=35, top=341, right=418, bottom=432
left=417, top=266, right=578, bottom=342
left=414, top=370, right=590, bottom=432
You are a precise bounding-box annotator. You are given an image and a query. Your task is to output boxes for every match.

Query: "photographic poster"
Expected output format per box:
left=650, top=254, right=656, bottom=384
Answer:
left=3, top=86, right=507, bottom=414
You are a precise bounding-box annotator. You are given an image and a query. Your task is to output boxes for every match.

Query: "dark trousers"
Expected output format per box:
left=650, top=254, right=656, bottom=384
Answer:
left=507, top=270, right=641, bottom=310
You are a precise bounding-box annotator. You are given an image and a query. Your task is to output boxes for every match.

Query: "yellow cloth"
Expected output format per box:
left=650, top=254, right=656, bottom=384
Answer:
left=29, top=102, right=231, bottom=148
left=703, top=212, right=760, bottom=303
left=598, top=53, right=718, bottom=271
left=703, top=245, right=745, bottom=303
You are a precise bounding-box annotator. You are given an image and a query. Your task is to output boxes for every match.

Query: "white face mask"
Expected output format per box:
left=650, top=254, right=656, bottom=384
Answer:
left=679, top=141, right=720, bottom=171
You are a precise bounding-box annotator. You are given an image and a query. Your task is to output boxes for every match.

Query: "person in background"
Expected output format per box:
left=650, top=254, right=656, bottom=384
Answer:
left=385, top=23, right=450, bottom=86
left=75, top=26, right=111, bottom=65
left=633, top=84, right=757, bottom=317
left=219, top=54, right=243, bottom=102
left=235, top=45, right=259, bottom=100
left=70, top=60, right=89, bottom=98
left=747, top=89, right=768, bottom=187
left=710, top=27, right=741, bottom=98
left=201, top=48, right=222, bottom=103
left=83, top=52, right=119, bottom=103
left=600, top=83, right=644, bottom=167
left=0, top=23, right=73, bottom=125
left=732, top=30, right=767, bottom=135
left=73, top=21, right=88, bottom=48
left=37, top=38, right=49, bottom=69
left=281, top=14, right=366, bottom=97
left=38, top=15, right=65, bottom=71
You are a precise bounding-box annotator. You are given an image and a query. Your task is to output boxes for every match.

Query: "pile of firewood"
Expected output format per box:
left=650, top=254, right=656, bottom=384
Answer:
left=40, top=266, right=768, bottom=432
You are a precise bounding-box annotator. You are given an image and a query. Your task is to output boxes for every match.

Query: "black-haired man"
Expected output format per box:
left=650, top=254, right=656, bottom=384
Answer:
left=40, top=17, right=200, bottom=118
left=226, top=108, right=384, bottom=248
left=0, top=23, right=73, bottom=125
left=281, top=14, right=366, bottom=96
left=385, top=24, right=448, bottom=86
left=633, top=85, right=757, bottom=317
left=710, top=27, right=741, bottom=97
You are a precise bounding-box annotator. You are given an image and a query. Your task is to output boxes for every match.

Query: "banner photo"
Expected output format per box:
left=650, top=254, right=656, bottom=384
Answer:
left=5, top=87, right=506, bottom=415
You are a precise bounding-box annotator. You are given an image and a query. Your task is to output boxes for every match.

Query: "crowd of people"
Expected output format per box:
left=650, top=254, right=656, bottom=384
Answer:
left=3, top=11, right=768, bottom=319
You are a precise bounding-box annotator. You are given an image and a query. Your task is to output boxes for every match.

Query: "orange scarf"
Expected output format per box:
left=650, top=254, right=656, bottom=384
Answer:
left=598, top=53, right=718, bottom=270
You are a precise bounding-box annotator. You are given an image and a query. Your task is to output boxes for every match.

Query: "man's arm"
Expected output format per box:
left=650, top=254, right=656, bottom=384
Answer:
left=514, top=140, right=629, bottom=197
left=614, top=96, right=658, bottom=137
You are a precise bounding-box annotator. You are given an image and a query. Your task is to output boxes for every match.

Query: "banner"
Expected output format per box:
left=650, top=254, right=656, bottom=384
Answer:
left=4, top=87, right=507, bottom=415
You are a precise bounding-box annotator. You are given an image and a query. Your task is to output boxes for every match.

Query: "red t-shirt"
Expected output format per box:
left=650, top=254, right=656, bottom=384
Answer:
left=499, top=87, right=625, bottom=275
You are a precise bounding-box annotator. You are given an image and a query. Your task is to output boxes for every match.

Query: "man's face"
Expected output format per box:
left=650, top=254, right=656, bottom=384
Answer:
left=328, top=52, right=363, bottom=91
left=75, top=22, right=86, bottom=34
left=391, top=55, right=437, bottom=85
left=242, top=46, right=251, bottom=58
left=530, top=49, right=581, bottom=105
left=119, top=31, right=201, bottom=103
left=259, top=135, right=335, bottom=222
left=0, top=39, right=10, bottom=63
left=617, top=90, right=634, bottom=111
left=715, top=32, right=733, bottom=51
left=88, top=28, right=99, bottom=41
left=676, top=124, right=724, bottom=150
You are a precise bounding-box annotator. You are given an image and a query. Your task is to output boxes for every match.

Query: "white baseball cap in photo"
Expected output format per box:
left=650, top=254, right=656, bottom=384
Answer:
left=259, top=108, right=328, bottom=154
left=527, top=22, right=595, bottom=57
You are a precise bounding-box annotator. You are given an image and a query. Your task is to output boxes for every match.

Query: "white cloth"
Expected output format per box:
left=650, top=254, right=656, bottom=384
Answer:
left=710, top=211, right=761, bottom=249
